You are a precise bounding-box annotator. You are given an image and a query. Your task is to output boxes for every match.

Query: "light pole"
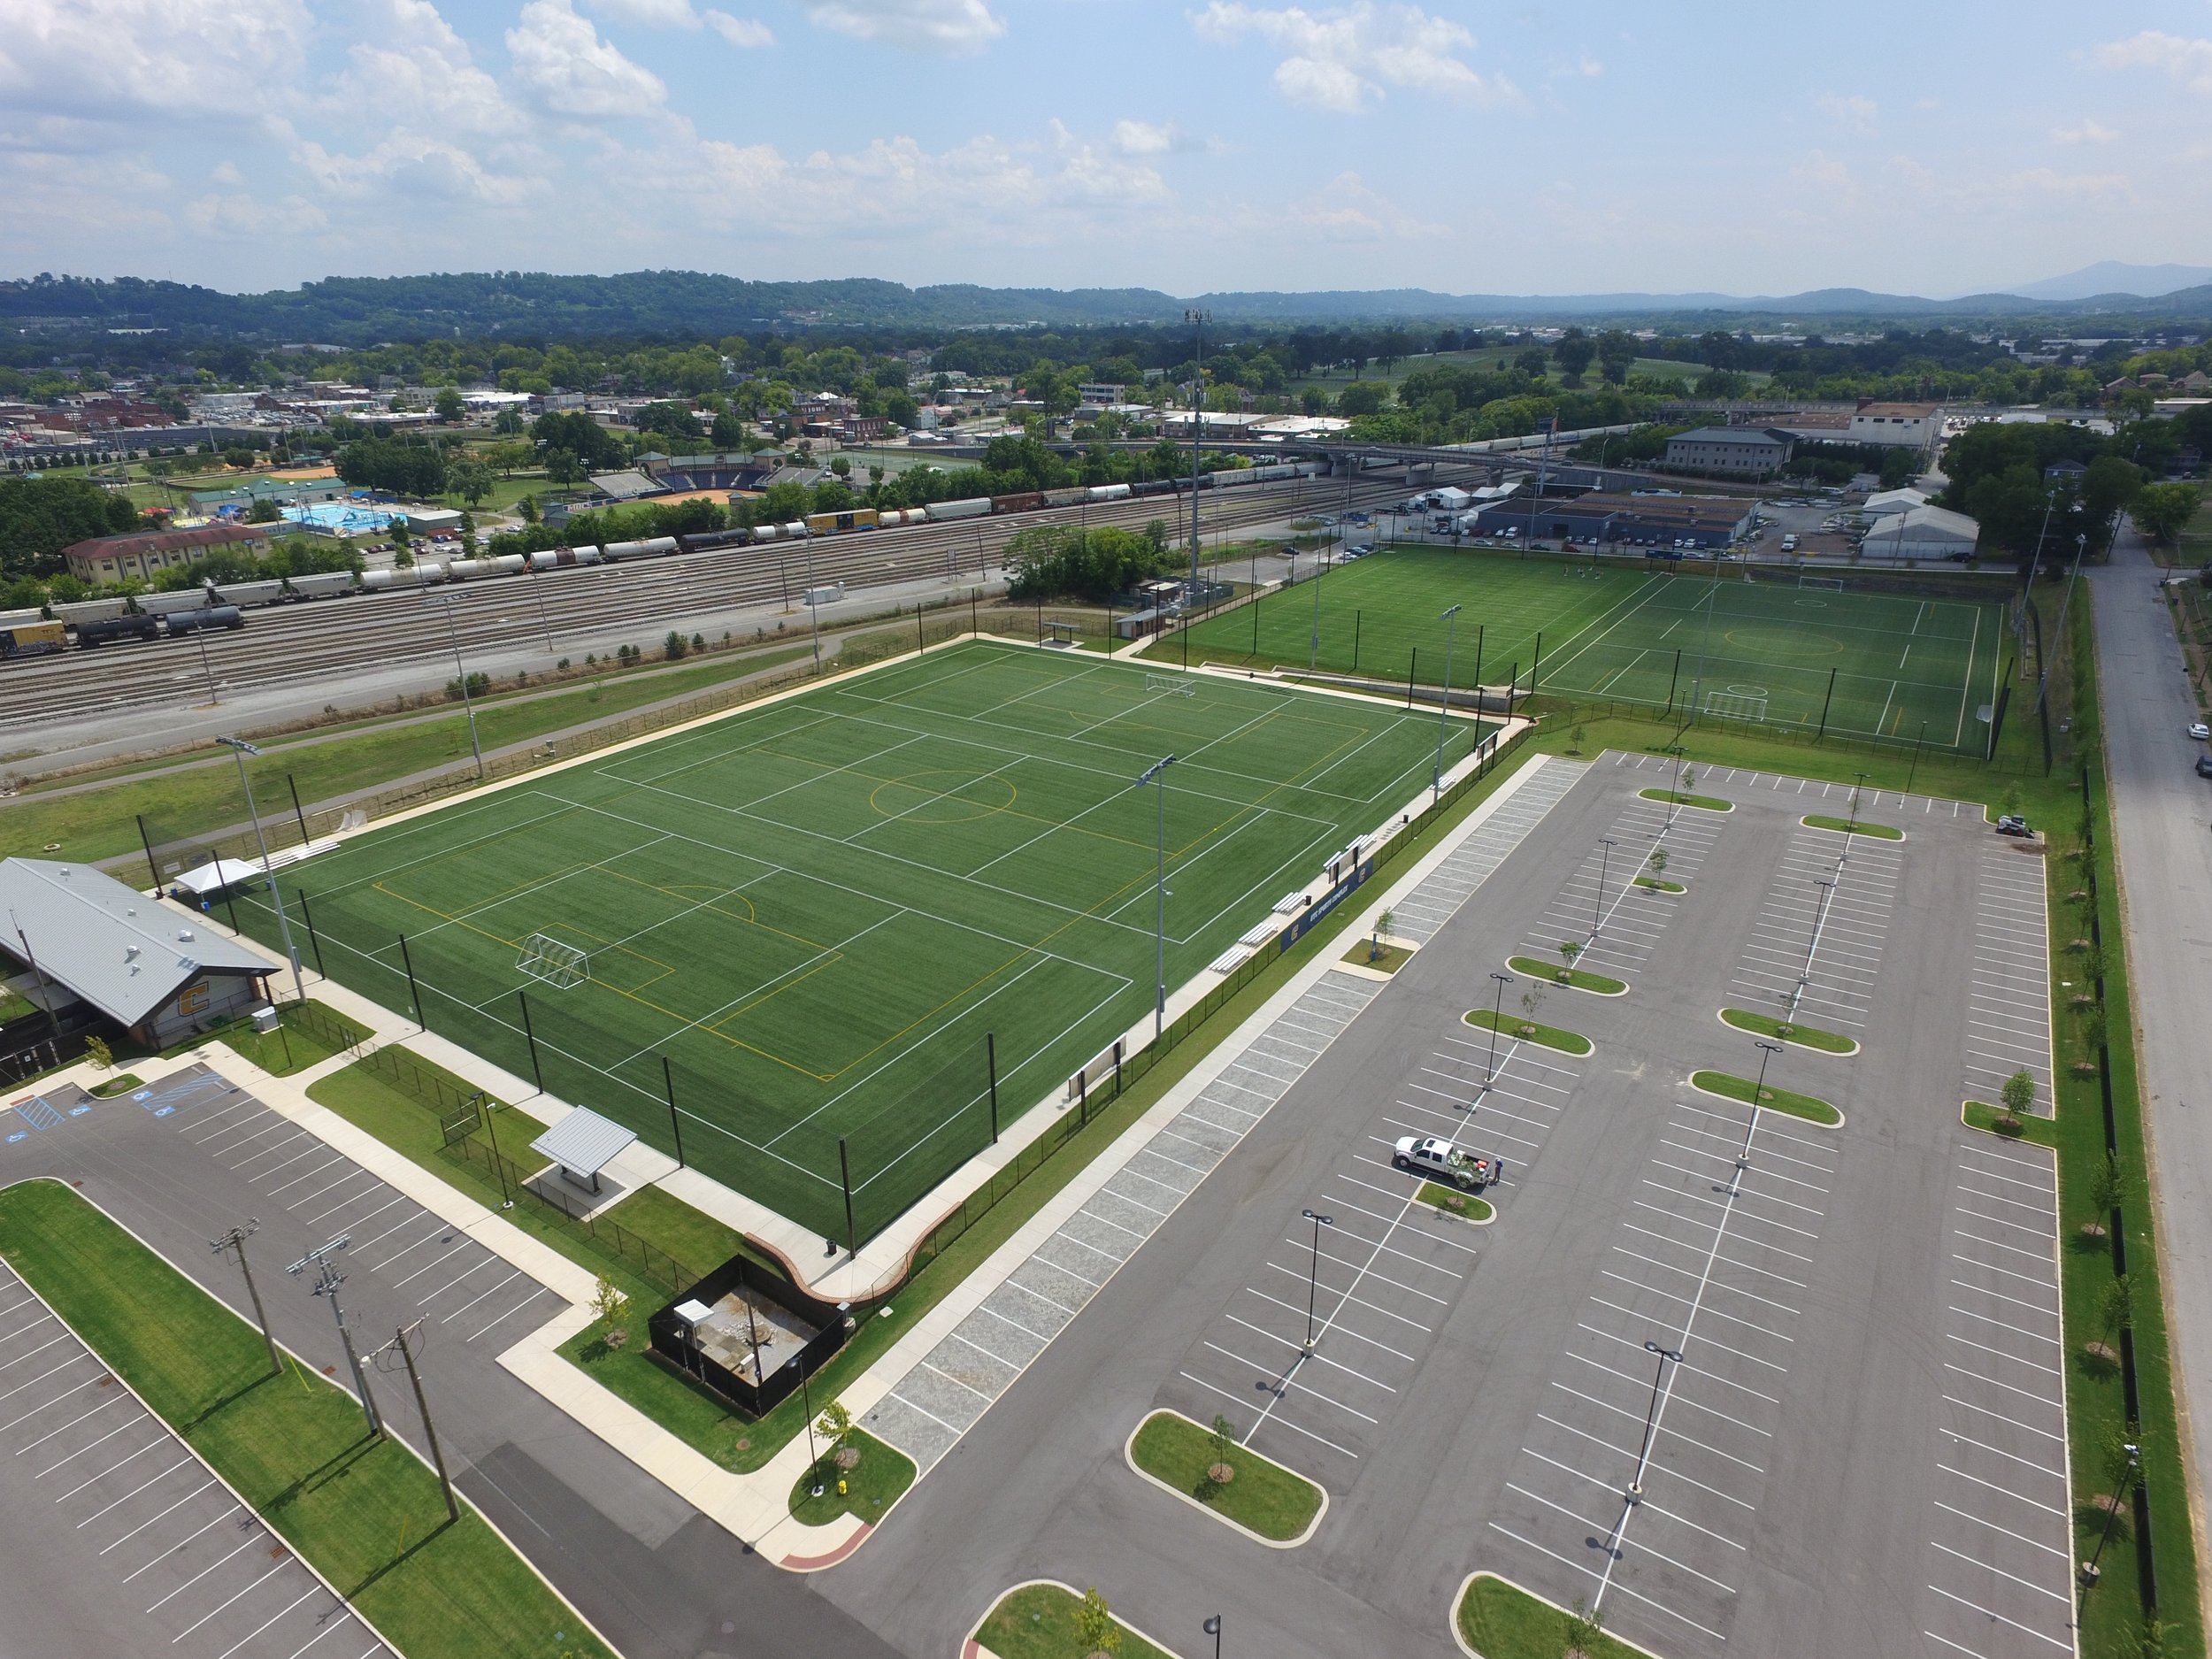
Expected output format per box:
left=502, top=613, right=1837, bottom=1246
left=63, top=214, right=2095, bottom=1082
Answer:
left=1795, top=878, right=1834, bottom=1018
left=1203, top=1614, right=1222, bottom=1659
left=1626, top=1339, right=1682, bottom=1502
left=1187, top=309, right=1210, bottom=593
left=1848, top=771, right=1869, bottom=830
left=1739, top=1039, right=1784, bottom=1188
left=1309, top=542, right=1327, bottom=669
left=1593, top=838, right=1618, bottom=935
left=1432, top=603, right=1463, bottom=802
left=1906, top=719, right=1928, bottom=796
left=1486, top=971, right=1513, bottom=1084
left=1666, top=743, right=1687, bottom=830
left=1300, top=1209, right=1334, bottom=1349
left=215, top=736, right=305, bottom=1005
left=1139, top=755, right=1177, bottom=1039
left=803, top=534, right=826, bottom=672
left=423, top=591, right=484, bottom=776
left=2082, top=1442, right=2140, bottom=1586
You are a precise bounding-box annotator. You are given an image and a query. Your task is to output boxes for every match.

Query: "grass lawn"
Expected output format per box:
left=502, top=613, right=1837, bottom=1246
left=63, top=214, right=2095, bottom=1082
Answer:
left=1638, top=787, right=1732, bottom=812
left=1417, top=1180, right=1494, bottom=1222
left=213, top=999, right=371, bottom=1076
left=0, top=1180, right=612, bottom=1659
left=1456, top=1573, right=1653, bottom=1659
left=1689, top=1069, right=1841, bottom=1126
left=1128, top=1409, right=1324, bottom=1542
left=1801, top=813, right=1903, bottom=839
left=0, top=641, right=812, bottom=866
left=1632, top=874, right=1686, bottom=893
left=974, top=1583, right=1172, bottom=1659
left=1963, top=1099, right=2060, bottom=1148
left=1463, top=1007, right=1592, bottom=1055
left=1176, top=546, right=2002, bottom=750
left=1719, top=1007, right=1856, bottom=1055
left=89, top=1071, right=146, bottom=1096
left=787, top=1428, right=915, bottom=1525
left=1342, top=939, right=1412, bottom=972
left=233, top=641, right=1457, bottom=1242
left=1506, top=955, right=1627, bottom=996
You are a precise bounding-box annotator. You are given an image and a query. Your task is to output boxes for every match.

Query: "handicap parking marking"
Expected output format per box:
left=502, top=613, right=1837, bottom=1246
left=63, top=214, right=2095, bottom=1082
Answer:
left=1920, top=1139, right=2075, bottom=1658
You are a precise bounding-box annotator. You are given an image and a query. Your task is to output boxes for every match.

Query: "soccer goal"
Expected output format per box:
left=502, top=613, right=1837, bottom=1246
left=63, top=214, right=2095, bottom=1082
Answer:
left=517, top=933, right=590, bottom=989
left=1145, top=674, right=1197, bottom=698
left=1702, top=690, right=1769, bottom=723
left=1797, top=575, right=1845, bottom=592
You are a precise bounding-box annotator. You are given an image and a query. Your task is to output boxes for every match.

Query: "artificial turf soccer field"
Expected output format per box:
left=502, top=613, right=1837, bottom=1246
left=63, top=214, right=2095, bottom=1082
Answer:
left=1182, top=547, right=2008, bottom=749
left=237, top=641, right=1468, bottom=1240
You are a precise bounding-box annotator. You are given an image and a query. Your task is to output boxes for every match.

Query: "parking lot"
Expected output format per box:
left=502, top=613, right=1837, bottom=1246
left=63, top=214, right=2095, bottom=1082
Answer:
left=151, top=1069, right=552, bottom=1348
left=0, top=1257, right=395, bottom=1659
left=1728, top=822, right=1900, bottom=1036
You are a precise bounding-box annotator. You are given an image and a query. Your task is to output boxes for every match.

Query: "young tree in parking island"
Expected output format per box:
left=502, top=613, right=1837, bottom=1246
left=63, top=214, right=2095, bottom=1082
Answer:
left=1075, top=1588, right=1123, bottom=1657
left=2000, top=1067, right=2036, bottom=1132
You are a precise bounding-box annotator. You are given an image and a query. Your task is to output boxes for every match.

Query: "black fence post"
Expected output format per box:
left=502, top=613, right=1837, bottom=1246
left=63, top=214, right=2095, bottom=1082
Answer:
left=1406, top=647, right=1417, bottom=709
left=1529, top=630, right=1544, bottom=695
left=225, top=886, right=242, bottom=934
left=987, top=1032, right=999, bottom=1145
left=287, top=773, right=311, bottom=846
left=136, top=814, right=162, bottom=895
left=839, top=1136, right=856, bottom=1257
left=1079, top=1067, right=1088, bottom=1127
left=1251, top=589, right=1262, bottom=655
left=518, top=991, right=543, bottom=1093
left=663, top=1056, right=686, bottom=1168
left=1352, top=609, right=1362, bottom=672
left=1664, top=648, right=1682, bottom=718
left=917, top=612, right=925, bottom=655
left=971, top=588, right=978, bottom=634
left=1816, top=667, right=1837, bottom=740
left=398, top=933, right=425, bottom=1029
left=296, top=888, right=326, bottom=978
left=1469, top=626, right=1486, bottom=715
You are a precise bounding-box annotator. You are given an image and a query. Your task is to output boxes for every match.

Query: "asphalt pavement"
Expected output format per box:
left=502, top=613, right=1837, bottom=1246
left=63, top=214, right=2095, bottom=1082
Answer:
left=2087, top=525, right=2212, bottom=1582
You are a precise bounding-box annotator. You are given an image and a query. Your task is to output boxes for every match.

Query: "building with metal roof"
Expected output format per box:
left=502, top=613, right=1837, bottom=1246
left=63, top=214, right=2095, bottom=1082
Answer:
left=0, top=859, right=273, bottom=1048
left=1860, top=503, right=1979, bottom=562
left=1663, top=426, right=1795, bottom=478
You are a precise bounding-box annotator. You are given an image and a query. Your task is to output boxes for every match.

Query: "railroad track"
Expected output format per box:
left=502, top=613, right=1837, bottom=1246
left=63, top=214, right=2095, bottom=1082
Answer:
left=0, top=471, right=1461, bottom=726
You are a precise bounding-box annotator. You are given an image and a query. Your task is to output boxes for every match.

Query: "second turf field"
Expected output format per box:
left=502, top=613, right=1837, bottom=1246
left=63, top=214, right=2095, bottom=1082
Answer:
left=1180, top=547, right=2009, bottom=749
left=236, top=641, right=1466, bottom=1240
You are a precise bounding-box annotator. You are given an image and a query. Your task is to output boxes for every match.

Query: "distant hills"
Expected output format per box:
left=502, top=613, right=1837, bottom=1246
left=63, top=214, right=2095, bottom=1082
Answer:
left=5, top=267, right=2211, bottom=341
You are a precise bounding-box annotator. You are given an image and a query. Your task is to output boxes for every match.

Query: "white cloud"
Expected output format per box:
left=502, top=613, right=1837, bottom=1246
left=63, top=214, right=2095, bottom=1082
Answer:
left=803, top=0, right=1005, bottom=53
left=1193, top=3, right=1515, bottom=114
left=187, top=190, right=326, bottom=237
left=590, top=0, right=703, bottom=24
left=1114, top=119, right=1213, bottom=157
left=211, top=159, right=245, bottom=185
left=2096, top=30, right=2212, bottom=96
left=704, top=10, right=774, bottom=45
left=507, top=0, right=667, bottom=117
left=1231, top=169, right=1442, bottom=240
left=2052, top=119, right=2117, bottom=145
left=343, top=0, right=518, bottom=135
left=0, top=0, right=309, bottom=119
left=1816, top=92, right=1878, bottom=131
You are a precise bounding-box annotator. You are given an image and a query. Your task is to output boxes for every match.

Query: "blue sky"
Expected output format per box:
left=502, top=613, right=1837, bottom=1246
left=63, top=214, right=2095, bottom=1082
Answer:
left=4, top=0, right=2209, bottom=296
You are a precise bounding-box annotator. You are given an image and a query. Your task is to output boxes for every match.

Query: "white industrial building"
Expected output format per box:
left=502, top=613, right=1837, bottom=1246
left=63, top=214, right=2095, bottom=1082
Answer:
left=1847, top=403, right=1942, bottom=448
left=1663, top=426, right=1794, bottom=477
left=1862, top=487, right=1930, bottom=517
left=1863, top=503, right=1978, bottom=561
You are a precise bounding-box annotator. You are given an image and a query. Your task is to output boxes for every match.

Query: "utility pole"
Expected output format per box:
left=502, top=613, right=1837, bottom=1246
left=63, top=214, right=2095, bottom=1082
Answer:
left=1139, top=755, right=1178, bottom=1039
left=209, top=1219, right=281, bottom=1378
left=288, top=1235, right=380, bottom=1438
left=388, top=1325, right=459, bottom=1522
left=215, top=736, right=306, bottom=1005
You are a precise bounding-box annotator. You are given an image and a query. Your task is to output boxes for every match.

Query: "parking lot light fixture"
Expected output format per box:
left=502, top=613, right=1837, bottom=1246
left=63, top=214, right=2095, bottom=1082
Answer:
left=1740, top=1040, right=1786, bottom=1183
left=1203, top=1614, right=1222, bottom=1659
left=1594, top=838, right=1619, bottom=935
left=1486, top=971, right=1514, bottom=1084
left=1300, top=1210, right=1334, bottom=1350
left=1627, top=1339, right=1683, bottom=1502
left=1849, top=771, right=1869, bottom=828
left=1432, top=603, right=1463, bottom=802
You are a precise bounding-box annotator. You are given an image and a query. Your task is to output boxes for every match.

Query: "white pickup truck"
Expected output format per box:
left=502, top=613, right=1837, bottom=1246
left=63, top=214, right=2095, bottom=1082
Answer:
left=1394, top=1134, right=1498, bottom=1190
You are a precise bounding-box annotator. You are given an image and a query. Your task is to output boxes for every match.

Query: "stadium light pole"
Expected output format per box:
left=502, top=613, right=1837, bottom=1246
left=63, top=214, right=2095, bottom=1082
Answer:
left=1309, top=541, right=1327, bottom=669
left=216, top=736, right=305, bottom=1005
left=422, top=590, right=485, bottom=777
left=1432, top=603, right=1463, bottom=802
left=1186, top=309, right=1209, bottom=593
left=803, top=534, right=825, bottom=672
left=1139, top=755, right=1177, bottom=1039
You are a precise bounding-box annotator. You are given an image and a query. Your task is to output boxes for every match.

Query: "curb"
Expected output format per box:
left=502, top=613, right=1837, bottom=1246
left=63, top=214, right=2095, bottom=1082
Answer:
left=1685, top=1072, right=1845, bottom=1130
left=1713, top=1007, right=1860, bottom=1057
left=1119, top=1410, right=1328, bottom=1551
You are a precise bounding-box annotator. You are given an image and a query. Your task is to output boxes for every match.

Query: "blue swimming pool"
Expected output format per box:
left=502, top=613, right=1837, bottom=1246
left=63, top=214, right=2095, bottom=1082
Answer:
left=281, top=503, right=397, bottom=533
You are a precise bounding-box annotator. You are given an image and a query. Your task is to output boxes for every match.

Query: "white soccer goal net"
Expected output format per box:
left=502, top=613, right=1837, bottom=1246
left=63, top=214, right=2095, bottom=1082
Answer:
left=517, top=933, right=590, bottom=989
left=1798, top=576, right=1845, bottom=592
left=1145, top=674, right=1197, bottom=698
left=1702, top=691, right=1769, bottom=723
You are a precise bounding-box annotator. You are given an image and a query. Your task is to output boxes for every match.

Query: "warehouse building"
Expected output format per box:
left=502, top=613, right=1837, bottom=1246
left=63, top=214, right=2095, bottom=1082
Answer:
left=60, top=522, right=273, bottom=586
left=1859, top=503, right=1979, bottom=561
left=1663, top=426, right=1795, bottom=478
left=1847, top=402, right=1941, bottom=448
left=1472, top=490, right=1756, bottom=550
left=0, top=859, right=273, bottom=1049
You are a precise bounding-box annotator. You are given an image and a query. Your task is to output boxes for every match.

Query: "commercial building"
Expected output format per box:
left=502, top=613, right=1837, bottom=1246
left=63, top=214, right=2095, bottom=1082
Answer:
left=1471, top=490, right=1756, bottom=549
left=1663, top=426, right=1795, bottom=478
left=0, top=859, right=273, bottom=1049
left=60, top=522, right=273, bottom=586
left=1862, top=487, right=1931, bottom=517
left=1847, top=402, right=1942, bottom=448
left=1861, top=503, right=1979, bottom=561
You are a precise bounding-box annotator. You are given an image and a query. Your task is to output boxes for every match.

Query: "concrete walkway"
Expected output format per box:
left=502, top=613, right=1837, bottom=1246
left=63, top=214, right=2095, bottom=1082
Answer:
left=2088, top=525, right=2212, bottom=1573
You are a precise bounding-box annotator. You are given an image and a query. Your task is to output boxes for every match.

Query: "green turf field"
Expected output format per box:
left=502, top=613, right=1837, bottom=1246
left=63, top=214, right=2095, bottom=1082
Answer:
left=234, top=641, right=1465, bottom=1241
left=1179, top=548, right=2008, bottom=749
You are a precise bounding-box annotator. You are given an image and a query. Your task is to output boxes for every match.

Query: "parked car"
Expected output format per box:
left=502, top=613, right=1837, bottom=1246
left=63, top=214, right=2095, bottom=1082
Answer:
left=1995, top=814, right=2032, bottom=837
left=1393, top=1134, right=1497, bottom=1190
left=2190, top=722, right=2209, bottom=741
left=2198, top=754, right=2212, bottom=780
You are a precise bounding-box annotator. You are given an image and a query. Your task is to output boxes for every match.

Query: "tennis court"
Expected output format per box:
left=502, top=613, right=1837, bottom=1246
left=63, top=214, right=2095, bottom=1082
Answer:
left=233, top=641, right=1465, bottom=1240
left=1179, top=548, right=2007, bottom=749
